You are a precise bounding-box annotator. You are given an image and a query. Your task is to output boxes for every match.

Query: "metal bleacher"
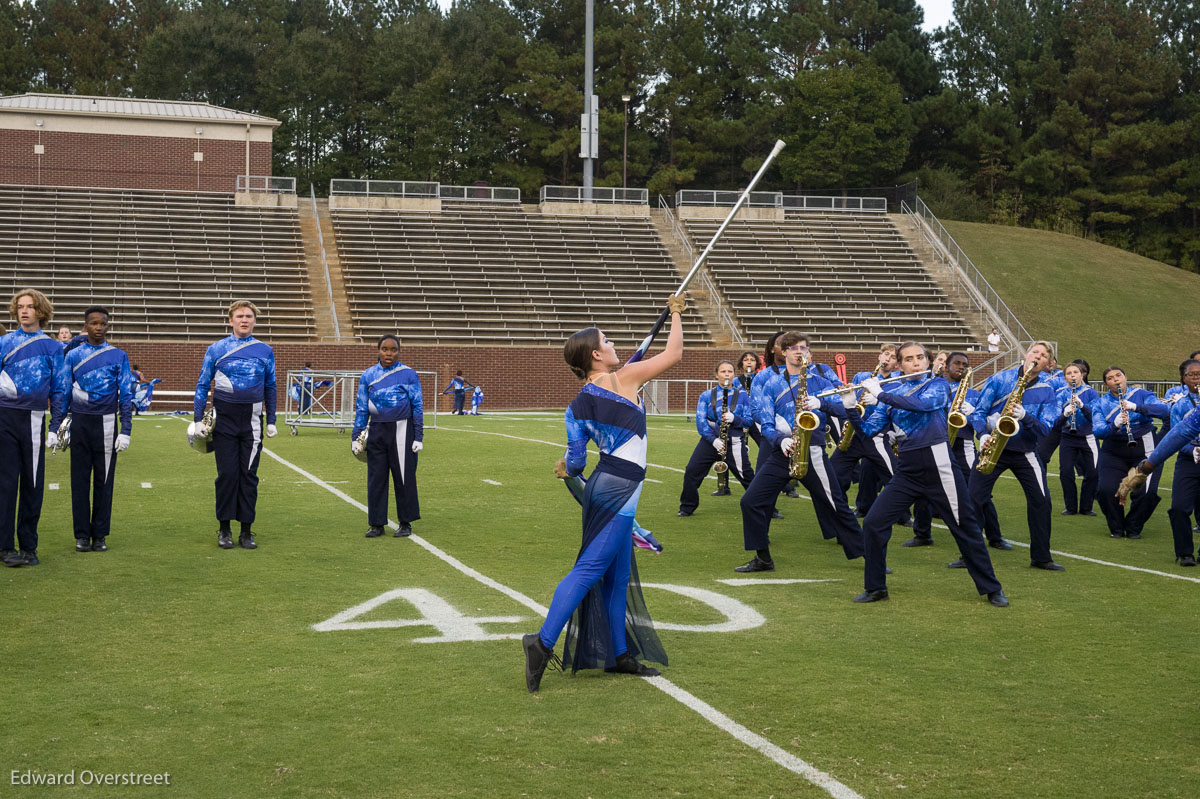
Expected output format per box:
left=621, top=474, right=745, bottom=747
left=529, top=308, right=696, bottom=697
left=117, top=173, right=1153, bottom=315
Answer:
left=684, top=211, right=977, bottom=349
left=0, top=184, right=315, bottom=340
left=333, top=203, right=712, bottom=347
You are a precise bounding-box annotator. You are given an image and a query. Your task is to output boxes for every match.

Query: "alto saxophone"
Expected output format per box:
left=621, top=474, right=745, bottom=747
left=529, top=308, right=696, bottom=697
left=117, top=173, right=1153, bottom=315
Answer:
left=789, top=358, right=821, bottom=480
left=946, top=368, right=974, bottom=446
left=713, top=379, right=731, bottom=480
left=976, top=367, right=1029, bottom=474
left=837, top=362, right=882, bottom=452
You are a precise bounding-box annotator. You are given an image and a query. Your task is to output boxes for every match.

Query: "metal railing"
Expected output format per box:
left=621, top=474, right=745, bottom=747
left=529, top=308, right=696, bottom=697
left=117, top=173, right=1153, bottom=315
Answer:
left=310, top=184, right=341, bottom=341
left=539, top=185, right=649, bottom=204
left=676, top=189, right=781, bottom=208
left=236, top=175, right=296, bottom=194
left=439, top=185, right=521, bottom=202
left=781, top=195, right=887, bottom=213
left=329, top=179, right=438, bottom=198
left=902, top=197, right=1032, bottom=351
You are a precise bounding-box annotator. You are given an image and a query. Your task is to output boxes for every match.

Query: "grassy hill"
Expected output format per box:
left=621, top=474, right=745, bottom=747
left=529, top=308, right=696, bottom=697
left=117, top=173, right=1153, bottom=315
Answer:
left=942, top=221, right=1200, bottom=379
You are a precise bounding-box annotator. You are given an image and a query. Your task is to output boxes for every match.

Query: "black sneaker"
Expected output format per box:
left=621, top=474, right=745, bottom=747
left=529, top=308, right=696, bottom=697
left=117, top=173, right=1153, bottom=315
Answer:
left=2, top=549, right=27, bottom=567
left=1061, top=509, right=1077, bottom=516
left=217, top=530, right=234, bottom=549
left=91, top=537, right=107, bottom=552
left=76, top=538, right=92, bottom=552
left=947, top=558, right=966, bottom=569
left=676, top=510, right=693, bottom=517
left=605, top=652, right=661, bottom=677
left=770, top=509, right=784, bottom=520
left=901, top=536, right=933, bottom=547
left=734, top=556, right=775, bottom=573
left=989, top=538, right=1014, bottom=551
left=1178, top=554, right=1197, bottom=567
left=19, top=550, right=38, bottom=566
left=988, top=590, right=1010, bottom=607
left=365, top=526, right=385, bottom=538
left=395, top=523, right=412, bottom=538
left=1126, top=533, right=1142, bottom=540
left=711, top=487, right=731, bottom=497
left=238, top=532, right=257, bottom=549
left=1110, top=531, right=1125, bottom=538
left=784, top=487, right=800, bottom=499
left=522, top=633, right=561, bottom=693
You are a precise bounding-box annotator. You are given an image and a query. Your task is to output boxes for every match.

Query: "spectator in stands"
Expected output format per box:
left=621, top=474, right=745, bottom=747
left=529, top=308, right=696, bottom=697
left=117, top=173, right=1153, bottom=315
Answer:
left=442, top=371, right=474, bottom=414
left=0, top=289, right=69, bottom=567
left=523, top=297, right=683, bottom=692
left=60, top=306, right=133, bottom=553
left=351, top=334, right=423, bottom=539
left=987, top=327, right=1001, bottom=352
left=191, top=301, right=277, bottom=551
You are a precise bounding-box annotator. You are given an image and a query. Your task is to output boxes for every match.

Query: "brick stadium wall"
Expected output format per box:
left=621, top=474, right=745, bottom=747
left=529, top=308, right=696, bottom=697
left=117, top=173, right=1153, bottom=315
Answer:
left=0, top=129, right=271, bottom=192
left=118, top=342, right=998, bottom=413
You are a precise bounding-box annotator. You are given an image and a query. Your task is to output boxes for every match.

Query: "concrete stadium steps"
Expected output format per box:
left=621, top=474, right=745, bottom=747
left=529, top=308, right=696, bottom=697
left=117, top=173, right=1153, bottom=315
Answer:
left=0, top=184, right=316, bottom=340
left=332, top=205, right=715, bottom=348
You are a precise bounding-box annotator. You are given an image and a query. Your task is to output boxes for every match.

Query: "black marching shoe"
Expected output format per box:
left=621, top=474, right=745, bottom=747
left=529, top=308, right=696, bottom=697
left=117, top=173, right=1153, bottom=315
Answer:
left=989, top=538, right=1014, bottom=551
left=784, top=486, right=800, bottom=499
left=1061, top=509, right=1078, bottom=516
left=1178, top=554, right=1197, bottom=567
left=987, top=590, right=1010, bottom=607
left=217, top=530, right=234, bottom=549
left=899, top=519, right=915, bottom=529
left=1126, top=533, right=1142, bottom=540
left=365, top=526, right=385, bottom=538
left=1082, top=510, right=1098, bottom=517
left=710, top=487, right=731, bottom=497
left=522, top=633, right=560, bottom=693
left=901, top=536, right=933, bottom=547
left=947, top=558, right=966, bottom=569
left=91, top=537, right=107, bottom=552
left=395, top=522, right=412, bottom=538
left=853, top=508, right=867, bottom=519
left=605, top=652, right=661, bottom=677
left=770, top=509, right=784, bottom=520
left=676, top=510, right=693, bottom=517
left=19, top=550, right=38, bottom=566
left=734, top=556, right=775, bottom=573
left=75, top=538, right=92, bottom=552
left=2, top=549, right=26, bottom=567
left=1110, top=531, right=1125, bottom=538
left=239, top=531, right=257, bottom=549
left=1031, top=560, right=1065, bottom=571
left=853, top=589, right=889, bottom=603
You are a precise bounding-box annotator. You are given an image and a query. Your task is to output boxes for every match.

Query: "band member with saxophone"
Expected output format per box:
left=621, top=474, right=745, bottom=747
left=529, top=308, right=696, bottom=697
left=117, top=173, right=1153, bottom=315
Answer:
left=798, top=336, right=845, bottom=446
left=0, top=289, right=69, bottom=568
left=192, top=301, right=277, bottom=551
left=678, top=361, right=752, bottom=516
left=351, top=334, right=424, bottom=539
left=61, top=306, right=134, bottom=553
left=750, top=332, right=797, bottom=516
left=966, top=341, right=1064, bottom=571
left=1050, top=361, right=1101, bottom=516
left=735, top=332, right=863, bottom=573
left=847, top=341, right=1007, bottom=606
left=1092, top=366, right=1169, bottom=539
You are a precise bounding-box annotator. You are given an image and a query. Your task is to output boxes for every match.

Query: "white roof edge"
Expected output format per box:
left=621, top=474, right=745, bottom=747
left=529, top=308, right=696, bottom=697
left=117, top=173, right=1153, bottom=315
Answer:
left=0, top=93, right=281, bottom=127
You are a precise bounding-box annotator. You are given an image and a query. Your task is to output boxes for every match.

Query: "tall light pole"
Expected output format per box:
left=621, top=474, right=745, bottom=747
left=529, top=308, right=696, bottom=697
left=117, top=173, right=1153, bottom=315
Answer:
left=582, top=0, right=595, bottom=198
left=621, top=95, right=631, bottom=190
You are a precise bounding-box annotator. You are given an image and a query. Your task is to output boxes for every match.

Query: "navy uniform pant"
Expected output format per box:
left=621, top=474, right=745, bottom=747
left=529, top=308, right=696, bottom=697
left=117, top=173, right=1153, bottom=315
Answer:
left=914, top=437, right=994, bottom=538
left=740, top=447, right=863, bottom=559
left=679, top=434, right=752, bottom=513
left=367, top=418, right=420, bottom=526
left=863, top=443, right=1001, bottom=595
left=1096, top=434, right=1161, bottom=536
left=1058, top=433, right=1099, bottom=514
left=70, top=412, right=120, bottom=541
left=967, top=447, right=1053, bottom=563
left=212, top=400, right=263, bottom=525
left=0, top=407, right=47, bottom=553
left=1169, top=456, right=1200, bottom=558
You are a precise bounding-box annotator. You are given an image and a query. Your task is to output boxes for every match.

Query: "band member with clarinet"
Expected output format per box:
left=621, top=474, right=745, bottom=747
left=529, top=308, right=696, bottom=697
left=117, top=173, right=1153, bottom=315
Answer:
left=1161, top=359, right=1200, bottom=565
left=522, top=297, right=684, bottom=692
left=1051, top=361, right=1100, bottom=517
left=735, top=332, right=864, bottom=573
left=750, top=332, right=796, bottom=515
left=831, top=344, right=901, bottom=519
left=846, top=341, right=1007, bottom=606
left=966, top=341, right=1064, bottom=571
left=0, top=289, right=68, bottom=568
left=61, top=306, right=134, bottom=553
left=1092, top=366, right=1169, bottom=539
left=351, top=334, right=424, bottom=539
left=191, top=301, right=277, bottom=550
left=678, top=360, right=752, bottom=515
left=737, top=349, right=761, bottom=449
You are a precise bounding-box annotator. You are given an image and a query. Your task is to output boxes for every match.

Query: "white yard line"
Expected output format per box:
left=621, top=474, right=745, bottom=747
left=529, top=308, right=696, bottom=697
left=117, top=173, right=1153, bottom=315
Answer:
left=260, top=445, right=864, bottom=799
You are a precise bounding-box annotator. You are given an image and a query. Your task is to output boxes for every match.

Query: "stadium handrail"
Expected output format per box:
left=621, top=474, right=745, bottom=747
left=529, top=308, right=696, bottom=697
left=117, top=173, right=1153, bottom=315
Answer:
left=539, top=185, right=649, bottom=204
left=677, top=189, right=781, bottom=208
left=780, top=195, right=887, bottom=213
left=310, top=184, right=341, bottom=341
left=439, top=185, right=521, bottom=202
left=330, top=179, right=438, bottom=198
left=236, top=175, right=296, bottom=194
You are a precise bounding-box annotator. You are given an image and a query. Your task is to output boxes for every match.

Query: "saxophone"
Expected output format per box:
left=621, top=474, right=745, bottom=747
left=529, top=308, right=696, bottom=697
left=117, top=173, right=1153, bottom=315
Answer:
left=837, top=363, right=882, bottom=452
left=946, top=368, right=974, bottom=446
left=789, top=358, right=821, bottom=480
left=976, top=368, right=1029, bottom=474
left=713, top=380, right=731, bottom=481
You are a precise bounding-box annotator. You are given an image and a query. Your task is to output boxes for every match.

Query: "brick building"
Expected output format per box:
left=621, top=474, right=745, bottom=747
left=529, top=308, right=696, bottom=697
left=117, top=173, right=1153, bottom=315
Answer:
left=0, top=93, right=279, bottom=192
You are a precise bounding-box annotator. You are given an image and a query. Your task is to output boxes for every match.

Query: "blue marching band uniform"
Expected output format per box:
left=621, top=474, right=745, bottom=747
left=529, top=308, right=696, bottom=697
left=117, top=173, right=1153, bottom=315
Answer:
left=1048, top=381, right=1101, bottom=515
left=1091, top=386, right=1169, bottom=538
left=353, top=360, right=424, bottom=534
left=1142, top=397, right=1200, bottom=563
left=678, top=380, right=753, bottom=515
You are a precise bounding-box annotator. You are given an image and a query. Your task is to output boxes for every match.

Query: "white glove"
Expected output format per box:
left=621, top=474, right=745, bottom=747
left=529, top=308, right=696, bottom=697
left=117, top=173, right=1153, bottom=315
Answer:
left=411, top=441, right=423, bottom=453
left=1063, top=403, right=1076, bottom=418
left=780, top=437, right=795, bottom=455
left=960, top=401, right=975, bottom=415
left=986, top=412, right=1000, bottom=431
left=841, top=392, right=858, bottom=410
left=1120, top=399, right=1137, bottom=412
left=861, top=392, right=878, bottom=406
left=194, top=421, right=209, bottom=439
left=802, top=396, right=820, bottom=411
left=861, top=377, right=883, bottom=397
left=979, top=433, right=993, bottom=450
left=46, top=432, right=59, bottom=450
left=1011, top=405, right=1026, bottom=421
left=115, top=434, right=130, bottom=452
left=722, top=411, right=735, bottom=424
left=266, top=424, right=277, bottom=438
left=1194, top=446, right=1200, bottom=464
left=712, top=439, right=726, bottom=455
left=351, top=439, right=364, bottom=456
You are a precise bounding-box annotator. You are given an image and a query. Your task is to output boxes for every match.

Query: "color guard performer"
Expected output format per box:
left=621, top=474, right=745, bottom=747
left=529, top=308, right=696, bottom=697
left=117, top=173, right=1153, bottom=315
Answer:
left=678, top=361, right=752, bottom=515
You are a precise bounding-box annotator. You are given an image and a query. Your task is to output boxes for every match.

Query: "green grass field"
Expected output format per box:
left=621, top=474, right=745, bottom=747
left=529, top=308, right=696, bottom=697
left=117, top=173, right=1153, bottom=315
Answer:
left=5, top=413, right=1198, bottom=798
left=942, top=221, right=1200, bottom=379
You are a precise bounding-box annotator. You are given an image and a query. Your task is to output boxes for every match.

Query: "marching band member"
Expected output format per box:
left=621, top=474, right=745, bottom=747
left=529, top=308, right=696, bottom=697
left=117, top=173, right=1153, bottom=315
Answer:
left=966, top=341, right=1064, bottom=571
left=1160, top=351, right=1200, bottom=433
left=750, top=332, right=796, bottom=515
left=1093, top=366, right=1169, bottom=539
left=1051, top=362, right=1100, bottom=517
left=678, top=361, right=752, bottom=515
left=737, top=350, right=760, bottom=447
left=522, top=299, right=683, bottom=692
left=735, top=332, right=864, bottom=573
left=61, top=306, right=134, bottom=553
left=351, top=334, right=424, bottom=539
left=192, top=301, right=277, bottom=551
left=847, top=341, right=1007, bottom=606
left=0, top=289, right=68, bottom=567
left=831, top=344, right=898, bottom=516
left=1164, top=359, right=1200, bottom=565
left=1043, top=356, right=1067, bottom=391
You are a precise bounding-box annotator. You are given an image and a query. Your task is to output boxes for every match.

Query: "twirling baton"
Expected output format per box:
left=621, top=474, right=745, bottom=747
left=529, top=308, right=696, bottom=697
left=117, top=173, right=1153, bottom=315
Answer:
left=624, top=139, right=787, bottom=365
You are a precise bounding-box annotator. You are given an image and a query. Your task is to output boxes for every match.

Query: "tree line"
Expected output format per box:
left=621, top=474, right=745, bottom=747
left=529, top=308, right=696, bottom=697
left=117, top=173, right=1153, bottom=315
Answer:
left=2, top=0, right=1197, bottom=270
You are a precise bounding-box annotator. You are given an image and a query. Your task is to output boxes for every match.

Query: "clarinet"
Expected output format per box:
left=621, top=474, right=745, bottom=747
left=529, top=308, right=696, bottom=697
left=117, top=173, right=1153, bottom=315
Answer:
left=1066, top=383, right=1079, bottom=433
left=1120, top=388, right=1137, bottom=448
left=713, top=380, right=731, bottom=491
